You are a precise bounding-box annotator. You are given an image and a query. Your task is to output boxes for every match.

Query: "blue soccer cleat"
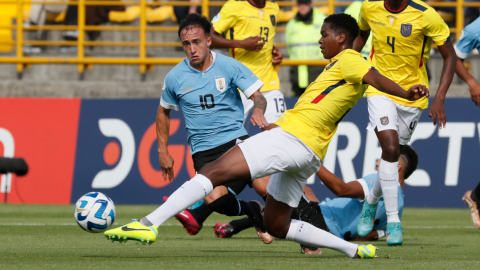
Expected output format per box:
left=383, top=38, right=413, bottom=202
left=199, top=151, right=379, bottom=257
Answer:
left=386, top=222, right=404, bottom=246
left=357, top=199, right=378, bottom=237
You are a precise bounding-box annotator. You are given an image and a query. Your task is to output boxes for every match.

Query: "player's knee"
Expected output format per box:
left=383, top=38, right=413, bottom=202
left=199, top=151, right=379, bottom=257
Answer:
left=264, top=219, right=288, bottom=239
left=382, top=144, right=400, bottom=161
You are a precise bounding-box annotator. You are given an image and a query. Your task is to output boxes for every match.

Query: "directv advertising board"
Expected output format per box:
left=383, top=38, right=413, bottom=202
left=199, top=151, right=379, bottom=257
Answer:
left=0, top=98, right=478, bottom=208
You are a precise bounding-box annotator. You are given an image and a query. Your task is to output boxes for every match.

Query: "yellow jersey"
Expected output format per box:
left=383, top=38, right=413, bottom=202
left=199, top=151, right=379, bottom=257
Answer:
left=211, top=0, right=280, bottom=92
left=358, top=0, right=450, bottom=109
left=275, top=50, right=372, bottom=160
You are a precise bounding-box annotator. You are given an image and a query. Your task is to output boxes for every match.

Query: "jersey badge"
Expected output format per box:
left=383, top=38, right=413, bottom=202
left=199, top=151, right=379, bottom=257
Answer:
left=400, top=23, right=412, bottom=37
left=258, top=10, right=264, bottom=18
left=380, top=116, right=389, bottom=125
left=212, top=13, right=220, bottom=23
left=215, top=76, right=226, bottom=92
left=387, top=16, right=397, bottom=27
left=270, top=15, right=276, bottom=26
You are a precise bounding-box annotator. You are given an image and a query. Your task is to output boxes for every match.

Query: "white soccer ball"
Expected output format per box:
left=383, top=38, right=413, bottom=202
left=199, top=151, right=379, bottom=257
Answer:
left=74, top=192, right=116, bottom=233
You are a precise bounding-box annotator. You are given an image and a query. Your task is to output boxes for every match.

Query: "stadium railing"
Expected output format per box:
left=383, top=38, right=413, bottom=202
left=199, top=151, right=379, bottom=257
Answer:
left=0, top=0, right=478, bottom=79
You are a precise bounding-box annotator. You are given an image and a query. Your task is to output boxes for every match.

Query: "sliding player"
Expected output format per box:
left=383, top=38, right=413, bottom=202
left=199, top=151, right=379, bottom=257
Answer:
left=105, top=13, right=428, bottom=259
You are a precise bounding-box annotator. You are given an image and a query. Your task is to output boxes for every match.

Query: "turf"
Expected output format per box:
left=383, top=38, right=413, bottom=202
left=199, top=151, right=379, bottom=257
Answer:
left=0, top=205, right=479, bottom=269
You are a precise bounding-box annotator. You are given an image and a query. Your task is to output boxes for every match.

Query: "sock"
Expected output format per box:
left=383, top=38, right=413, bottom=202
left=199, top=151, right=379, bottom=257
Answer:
left=208, top=193, right=246, bottom=216
left=189, top=202, right=214, bottom=224
left=472, top=182, right=480, bottom=202
left=139, top=217, right=153, bottom=226
left=230, top=217, right=255, bottom=234
left=285, top=219, right=358, bottom=258
left=378, top=159, right=400, bottom=223
left=146, top=174, right=214, bottom=226
left=367, top=173, right=382, bottom=205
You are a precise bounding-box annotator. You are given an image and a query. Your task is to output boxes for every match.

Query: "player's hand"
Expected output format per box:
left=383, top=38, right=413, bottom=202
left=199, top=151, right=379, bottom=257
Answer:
left=159, top=152, right=175, bottom=181
left=428, top=99, right=447, bottom=129
left=272, top=47, right=283, bottom=65
left=404, top=84, right=429, bottom=101
left=469, top=82, right=480, bottom=107
left=250, top=109, right=269, bottom=128
left=239, top=36, right=265, bottom=51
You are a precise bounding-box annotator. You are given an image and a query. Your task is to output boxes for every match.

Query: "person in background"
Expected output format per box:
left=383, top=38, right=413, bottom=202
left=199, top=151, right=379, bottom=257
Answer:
left=285, top=0, right=326, bottom=97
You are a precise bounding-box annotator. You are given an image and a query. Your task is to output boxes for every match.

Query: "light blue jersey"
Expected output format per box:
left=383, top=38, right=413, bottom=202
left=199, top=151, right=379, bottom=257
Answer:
left=319, top=173, right=404, bottom=240
left=454, top=17, right=480, bottom=59
left=161, top=52, right=263, bottom=154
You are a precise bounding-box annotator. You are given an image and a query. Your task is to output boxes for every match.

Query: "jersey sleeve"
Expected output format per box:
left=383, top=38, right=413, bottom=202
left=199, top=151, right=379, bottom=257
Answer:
left=160, top=76, right=180, bottom=111
left=211, top=1, right=238, bottom=35
left=229, top=59, right=264, bottom=98
left=454, top=28, right=477, bottom=59
left=340, top=51, right=373, bottom=84
left=422, top=8, right=450, bottom=46
left=358, top=1, right=370, bottom=31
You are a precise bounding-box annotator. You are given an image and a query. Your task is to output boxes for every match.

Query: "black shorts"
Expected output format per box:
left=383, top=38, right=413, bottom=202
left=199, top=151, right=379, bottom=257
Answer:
left=191, top=135, right=250, bottom=195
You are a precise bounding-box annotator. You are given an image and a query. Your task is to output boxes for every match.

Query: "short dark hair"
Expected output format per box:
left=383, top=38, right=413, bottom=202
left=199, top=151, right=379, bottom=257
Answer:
left=323, top=13, right=359, bottom=44
left=178, top=13, right=212, bottom=39
left=400, top=145, right=418, bottom=179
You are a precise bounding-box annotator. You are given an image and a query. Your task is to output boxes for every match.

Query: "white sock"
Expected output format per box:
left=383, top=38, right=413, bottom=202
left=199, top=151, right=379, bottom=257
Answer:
left=378, top=159, right=400, bottom=223
left=146, top=174, right=214, bottom=226
left=285, top=219, right=358, bottom=258
left=367, top=173, right=382, bottom=205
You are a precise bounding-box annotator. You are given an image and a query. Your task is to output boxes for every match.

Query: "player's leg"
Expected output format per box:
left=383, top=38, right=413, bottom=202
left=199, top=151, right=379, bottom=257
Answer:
left=463, top=182, right=480, bottom=228
left=263, top=172, right=375, bottom=259
left=358, top=96, right=400, bottom=239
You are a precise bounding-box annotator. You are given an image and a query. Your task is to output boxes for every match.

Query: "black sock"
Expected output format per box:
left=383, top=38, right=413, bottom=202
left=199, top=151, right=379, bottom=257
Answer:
left=189, top=202, right=213, bottom=224
left=472, top=182, right=480, bottom=202
left=208, top=193, right=246, bottom=216
left=229, top=217, right=255, bottom=235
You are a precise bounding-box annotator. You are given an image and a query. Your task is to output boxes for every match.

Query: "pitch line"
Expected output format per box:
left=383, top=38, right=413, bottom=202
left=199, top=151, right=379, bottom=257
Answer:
left=0, top=223, right=477, bottom=229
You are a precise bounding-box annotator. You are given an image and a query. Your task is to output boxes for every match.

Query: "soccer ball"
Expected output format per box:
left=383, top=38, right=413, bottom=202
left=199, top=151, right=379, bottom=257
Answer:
left=74, top=192, right=116, bottom=233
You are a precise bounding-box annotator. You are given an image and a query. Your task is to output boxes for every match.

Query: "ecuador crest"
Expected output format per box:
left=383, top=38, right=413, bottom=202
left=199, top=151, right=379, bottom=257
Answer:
left=401, top=23, right=412, bottom=37
left=380, top=116, right=389, bottom=125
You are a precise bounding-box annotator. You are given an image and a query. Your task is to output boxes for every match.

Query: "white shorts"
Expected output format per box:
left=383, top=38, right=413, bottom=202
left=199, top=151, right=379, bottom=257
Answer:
left=238, top=127, right=321, bottom=207
left=241, top=89, right=286, bottom=124
left=367, top=95, right=423, bottom=145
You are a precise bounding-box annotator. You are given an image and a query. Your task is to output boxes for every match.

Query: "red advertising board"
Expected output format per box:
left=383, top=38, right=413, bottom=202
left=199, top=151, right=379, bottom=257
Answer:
left=0, top=98, right=80, bottom=204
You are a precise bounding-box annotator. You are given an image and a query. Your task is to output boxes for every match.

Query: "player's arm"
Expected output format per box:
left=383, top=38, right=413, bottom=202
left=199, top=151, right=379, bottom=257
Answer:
left=428, top=40, right=456, bottom=128
left=156, top=105, right=175, bottom=181
left=272, top=46, right=283, bottom=65
left=456, top=57, right=480, bottom=107
left=315, top=166, right=365, bottom=198
left=353, top=30, right=370, bottom=53
left=249, top=90, right=269, bottom=128
left=210, top=28, right=265, bottom=51
left=353, top=1, right=370, bottom=53
left=362, top=70, right=429, bottom=101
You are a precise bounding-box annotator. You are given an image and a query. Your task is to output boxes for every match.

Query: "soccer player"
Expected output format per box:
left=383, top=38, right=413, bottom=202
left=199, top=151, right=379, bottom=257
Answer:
left=454, top=16, right=480, bottom=107
left=453, top=16, right=480, bottom=228
left=353, top=0, right=456, bottom=246
left=214, top=145, right=418, bottom=251
left=139, top=13, right=270, bottom=242
left=169, top=0, right=283, bottom=240
left=210, top=0, right=284, bottom=129
left=105, top=13, right=428, bottom=258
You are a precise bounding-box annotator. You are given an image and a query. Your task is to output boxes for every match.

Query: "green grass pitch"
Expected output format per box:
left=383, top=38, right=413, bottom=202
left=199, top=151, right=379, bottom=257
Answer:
left=1, top=204, right=479, bottom=269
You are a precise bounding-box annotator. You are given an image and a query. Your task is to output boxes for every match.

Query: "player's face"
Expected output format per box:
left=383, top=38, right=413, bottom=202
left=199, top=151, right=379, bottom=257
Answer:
left=180, top=26, right=212, bottom=67
left=319, top=22, right=341, bottom=59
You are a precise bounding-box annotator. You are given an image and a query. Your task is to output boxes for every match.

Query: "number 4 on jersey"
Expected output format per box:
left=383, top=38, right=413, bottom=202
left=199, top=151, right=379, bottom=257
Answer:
left=387, top=36, right=395, bottom=53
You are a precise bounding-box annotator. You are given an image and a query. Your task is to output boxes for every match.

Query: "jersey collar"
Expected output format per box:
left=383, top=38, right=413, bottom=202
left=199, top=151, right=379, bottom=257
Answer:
left=185, top=51, right=217, bottom=73
left=330, top=50, right=347, bottom=62
left=247, top=0, right=266, bottom=8
left=384, top=0, right=410, bottom=14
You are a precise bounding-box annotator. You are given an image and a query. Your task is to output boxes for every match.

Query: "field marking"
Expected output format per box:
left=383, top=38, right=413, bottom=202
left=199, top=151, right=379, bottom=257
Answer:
left=0, top=223, right=477, bottom=229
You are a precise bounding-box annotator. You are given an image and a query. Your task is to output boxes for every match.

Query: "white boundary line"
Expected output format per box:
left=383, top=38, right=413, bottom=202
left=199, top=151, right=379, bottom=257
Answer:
left=0, top=223, right=477, bottom=229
